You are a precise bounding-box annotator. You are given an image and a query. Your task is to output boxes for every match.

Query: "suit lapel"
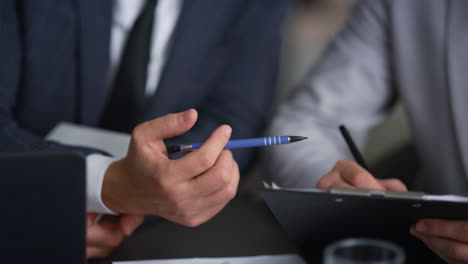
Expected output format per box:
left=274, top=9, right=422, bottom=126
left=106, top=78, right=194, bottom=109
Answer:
left=76, top=0, right=113, bottom=125
left=447, top=0, right=468, bottom=178
left=144, top=0, right=243, bottom=120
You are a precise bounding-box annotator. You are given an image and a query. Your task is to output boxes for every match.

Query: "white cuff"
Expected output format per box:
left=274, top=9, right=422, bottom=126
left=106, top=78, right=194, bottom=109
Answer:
left=86, top=154, right=118, bottom=214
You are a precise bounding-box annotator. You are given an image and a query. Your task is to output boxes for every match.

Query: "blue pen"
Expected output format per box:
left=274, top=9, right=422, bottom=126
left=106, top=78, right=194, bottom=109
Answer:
left=166, top=136, right=307, bottom=153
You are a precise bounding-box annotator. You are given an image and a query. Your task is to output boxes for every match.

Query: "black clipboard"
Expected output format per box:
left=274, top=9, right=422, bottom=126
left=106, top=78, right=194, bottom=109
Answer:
left=261, top=187, right=468, bottom=263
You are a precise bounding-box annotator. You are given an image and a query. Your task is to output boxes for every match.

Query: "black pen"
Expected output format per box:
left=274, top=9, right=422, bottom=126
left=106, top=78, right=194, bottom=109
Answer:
left=338, top=124, right=370, bottom=171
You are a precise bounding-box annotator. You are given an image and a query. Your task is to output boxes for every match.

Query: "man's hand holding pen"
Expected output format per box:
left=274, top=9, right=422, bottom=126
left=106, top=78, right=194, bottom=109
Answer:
left=101, top=109, right=240, bottom=227
left=87, top=110, right=306, bottom=258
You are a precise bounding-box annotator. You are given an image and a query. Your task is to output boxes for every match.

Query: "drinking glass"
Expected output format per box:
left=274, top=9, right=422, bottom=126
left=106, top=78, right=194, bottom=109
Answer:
left=323, top=238, right=405, bottom=264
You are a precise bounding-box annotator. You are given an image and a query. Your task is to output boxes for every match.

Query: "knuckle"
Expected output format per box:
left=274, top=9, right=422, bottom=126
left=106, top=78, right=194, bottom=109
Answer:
left=460, top=224, right=468, bottom=239
left=156, top=176, right=174, bottom=195
left=131, top=124, right=142, bottom=138
left=175, top=208, right=195, bottom=225
left=170, top=196, right=185, bottom=210
left=348, top=172, right=367, bottom=185
left=109, top=235, right=124, bottom=248
left=387, top=179, right=402, bottom=188
left=423, top=221, right=439, bottom=235
left=225, top=185, right=237, bottom=200
left=223, top=150, right=234, bottom=160
left=131, top=122, right=147, bottom=138
left=316, top=177, right=329, bottom=189
left=219, top=169, right=232, bottom=186
left=448, top=244, right=465, bottom=260
left=182, top=217, right=201, bottom=227
left=164, top=189, right=185, bottom=209
left=197, top=153, right=214, bottom=170
left=130, top=126, right=146, bottom=148
left=347, top=174, right=360, bottom=184
left=335, top=159, right=350, bottom=168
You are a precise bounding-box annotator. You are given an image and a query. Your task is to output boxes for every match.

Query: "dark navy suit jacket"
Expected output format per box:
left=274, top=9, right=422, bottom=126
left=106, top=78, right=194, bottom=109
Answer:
left=0, top=0, right=288, bottom=172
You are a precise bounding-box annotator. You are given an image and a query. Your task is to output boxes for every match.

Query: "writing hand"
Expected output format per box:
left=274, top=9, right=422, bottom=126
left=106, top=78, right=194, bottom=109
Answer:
left=316, top=160, right=407, bottom=191
left=101, top=109, right=239, bottom=227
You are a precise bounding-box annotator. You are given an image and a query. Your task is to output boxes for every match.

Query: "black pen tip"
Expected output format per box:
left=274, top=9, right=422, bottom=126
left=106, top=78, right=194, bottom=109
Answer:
left=288, top=136, right=308, bottom=143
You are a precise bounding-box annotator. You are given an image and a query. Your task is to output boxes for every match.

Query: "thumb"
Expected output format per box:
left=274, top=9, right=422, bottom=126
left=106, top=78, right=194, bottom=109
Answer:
left=139, top=109, right=198, bottom=141
left=119, top=214, right=144, bottom=236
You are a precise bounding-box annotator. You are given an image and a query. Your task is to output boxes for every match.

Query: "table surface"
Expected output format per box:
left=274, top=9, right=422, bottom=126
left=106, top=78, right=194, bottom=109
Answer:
left=89, top=193, right=298, bottom=264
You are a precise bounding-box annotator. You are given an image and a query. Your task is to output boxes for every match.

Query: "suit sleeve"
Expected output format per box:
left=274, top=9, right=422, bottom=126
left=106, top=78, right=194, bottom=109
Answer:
left=166, top=0, right=289, bottom=174
left=0, top=1, right=105, bottom=157
left=263, top=0, right=397, bottom=187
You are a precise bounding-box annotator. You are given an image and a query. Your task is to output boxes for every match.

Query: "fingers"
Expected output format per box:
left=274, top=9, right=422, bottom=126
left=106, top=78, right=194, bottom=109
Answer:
left=86, top=215, right=125, bottom=250
left=316, top=170, right=339, bottom=190
left=86, top=214, right=144, bottom=259
left=126, top=109, right=198, bottom=161
left=179, top=161, right=239, bottom=227
left=86, top=246, right=113, bottom=259
left=191, top=150, right=235, bottom=196
left=412, top=219, right=468, bottom=243
left=411, top=223, right=468, bottom=263
left=135, top=109, right=198, bottom=142
left=200, top=159, right=239, bottom=206
left=316, top=160, right=407, bottom=192
left=119, top=214, right=144, bottom=236
left=107, top=116, right=238, bottom=220
left=339, top=160, right=385, bottom=189
left=379, top=179, right=407, bottom=191
left=156, top=149, right=239, bottom=227
left=411, top=219, right=468, bottom=263
left=317, top=160, right=384, bottom=190
left=173, top=125, right=232, bottom=179
left=316, top=169, right=355, bottom=189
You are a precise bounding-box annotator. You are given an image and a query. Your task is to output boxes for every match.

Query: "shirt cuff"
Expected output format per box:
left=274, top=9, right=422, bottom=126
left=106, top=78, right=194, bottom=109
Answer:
left=86, top=154, right=118, bottom=214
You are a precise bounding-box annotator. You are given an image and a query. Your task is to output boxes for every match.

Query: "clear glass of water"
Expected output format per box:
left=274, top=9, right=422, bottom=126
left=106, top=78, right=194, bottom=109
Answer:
left=323, top=238, right=405, bottom=264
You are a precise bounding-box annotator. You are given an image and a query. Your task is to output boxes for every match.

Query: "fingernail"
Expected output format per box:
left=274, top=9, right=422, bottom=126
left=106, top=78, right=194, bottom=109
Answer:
left=416, top=221, right=426, bottom=233
left=222, top=125, right=232, bottom=137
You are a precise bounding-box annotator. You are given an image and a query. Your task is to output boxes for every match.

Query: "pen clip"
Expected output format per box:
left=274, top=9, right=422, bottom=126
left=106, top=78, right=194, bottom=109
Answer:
left=329, top=187, right=424, bottom=199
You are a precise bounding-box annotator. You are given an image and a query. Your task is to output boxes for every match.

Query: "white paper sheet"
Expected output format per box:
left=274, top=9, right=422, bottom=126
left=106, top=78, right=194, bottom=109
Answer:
left=46, top=122, right=130, bottom=159
left=113, top=254, right=306, bottom=264
left=423, top=194, right=468, bottom=203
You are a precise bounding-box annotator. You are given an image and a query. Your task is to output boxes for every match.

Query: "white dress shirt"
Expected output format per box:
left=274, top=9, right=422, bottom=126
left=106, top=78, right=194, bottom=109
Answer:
left=87, top=0, right=182, bottom=213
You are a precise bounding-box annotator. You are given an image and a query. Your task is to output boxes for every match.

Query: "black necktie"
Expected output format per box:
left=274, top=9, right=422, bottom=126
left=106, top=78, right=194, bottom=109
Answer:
left=100, top=0, right=157, bottom=132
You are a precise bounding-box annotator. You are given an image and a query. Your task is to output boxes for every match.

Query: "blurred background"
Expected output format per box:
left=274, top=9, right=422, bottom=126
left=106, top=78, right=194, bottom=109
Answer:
left=243, top=0, right=415, bottom=190
left=277, top=0, right=412, bottom=170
